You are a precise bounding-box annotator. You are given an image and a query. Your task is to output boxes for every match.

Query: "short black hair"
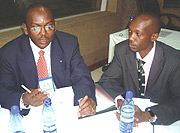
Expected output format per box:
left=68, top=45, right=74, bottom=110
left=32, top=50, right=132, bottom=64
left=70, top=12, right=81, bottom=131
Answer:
left=23, top=3, right=54, bottom=24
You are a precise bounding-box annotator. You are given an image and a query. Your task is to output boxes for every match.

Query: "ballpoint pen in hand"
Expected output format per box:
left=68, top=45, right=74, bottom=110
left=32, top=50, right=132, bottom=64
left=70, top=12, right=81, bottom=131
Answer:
left=21, top=85, right=31, bottom=93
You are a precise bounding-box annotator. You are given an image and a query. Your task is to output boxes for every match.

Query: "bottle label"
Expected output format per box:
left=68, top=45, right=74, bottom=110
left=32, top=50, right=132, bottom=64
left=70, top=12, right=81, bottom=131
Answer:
left=43, top=124, right=57, bottom=133
left=43, top=128, right=57, bottom=133
left=119, top=121, right=133, bottom=133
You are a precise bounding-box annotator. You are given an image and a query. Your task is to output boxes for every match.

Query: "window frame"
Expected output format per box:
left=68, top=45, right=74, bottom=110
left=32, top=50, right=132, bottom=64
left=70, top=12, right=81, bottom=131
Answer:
left=0, top=0, right=107, bottom=31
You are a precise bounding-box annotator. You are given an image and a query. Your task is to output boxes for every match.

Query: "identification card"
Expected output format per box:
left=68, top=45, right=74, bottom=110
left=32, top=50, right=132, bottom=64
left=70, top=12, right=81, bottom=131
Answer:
left=38, top=77, right=55, bottom=93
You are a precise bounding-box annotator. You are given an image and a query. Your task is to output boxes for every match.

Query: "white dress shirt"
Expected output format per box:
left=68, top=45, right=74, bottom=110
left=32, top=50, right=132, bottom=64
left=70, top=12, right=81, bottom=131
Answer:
left=136, top=41, right=156, bottom=93
left=20, top=38, right=53, bottom=109
left=30, top=38, right=52, bottom=77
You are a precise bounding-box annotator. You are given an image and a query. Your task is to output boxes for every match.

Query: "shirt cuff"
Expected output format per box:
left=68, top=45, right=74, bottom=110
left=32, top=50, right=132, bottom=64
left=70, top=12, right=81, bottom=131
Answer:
left=114, top=95, right=124, bottom=113
left=20, top=93, right=31, bottom=110
left=146, top=108, right=157, bottom=123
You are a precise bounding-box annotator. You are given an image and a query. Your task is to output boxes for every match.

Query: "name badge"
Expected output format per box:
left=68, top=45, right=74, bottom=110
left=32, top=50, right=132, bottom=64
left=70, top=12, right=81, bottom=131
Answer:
left=38, top=77, right=55, bottom=94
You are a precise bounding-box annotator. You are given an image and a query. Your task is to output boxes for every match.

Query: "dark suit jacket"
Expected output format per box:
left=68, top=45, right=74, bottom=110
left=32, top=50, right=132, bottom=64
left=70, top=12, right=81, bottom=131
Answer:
left=99, top=40, right=180, bottom=125
left=0, top=31, right=96, bottom=115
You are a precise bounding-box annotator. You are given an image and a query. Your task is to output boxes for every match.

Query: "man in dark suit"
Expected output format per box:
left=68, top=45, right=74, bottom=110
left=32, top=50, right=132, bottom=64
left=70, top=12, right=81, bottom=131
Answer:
left=99, top=12, right=180, bottom=125
left=0, top=4, right=96, bottom=117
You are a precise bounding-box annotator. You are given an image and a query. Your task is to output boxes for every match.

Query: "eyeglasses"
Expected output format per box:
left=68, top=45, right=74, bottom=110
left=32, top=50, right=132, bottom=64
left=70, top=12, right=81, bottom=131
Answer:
left=31, top=24, right=55, bottom=33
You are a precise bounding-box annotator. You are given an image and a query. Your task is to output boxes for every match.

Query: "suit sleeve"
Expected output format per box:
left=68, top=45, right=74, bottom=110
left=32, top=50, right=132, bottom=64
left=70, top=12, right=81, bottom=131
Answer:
left=99, top=44, right=126, bottom=99
left=0, top=50, right=22, bottom=110
left=69, top=38, right=96, bottom=105
left=149, top=60, right=180, bottom=125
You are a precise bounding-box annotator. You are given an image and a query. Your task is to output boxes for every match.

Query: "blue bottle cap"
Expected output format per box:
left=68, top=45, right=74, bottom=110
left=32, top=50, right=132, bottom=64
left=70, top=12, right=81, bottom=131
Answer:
left=44, top=98, right=52, bottom=106
left=11, top=105, right=20, bottom=114
left=125, top=91, right=133, bottom=99
left=130, top=16, right=134, bottom=19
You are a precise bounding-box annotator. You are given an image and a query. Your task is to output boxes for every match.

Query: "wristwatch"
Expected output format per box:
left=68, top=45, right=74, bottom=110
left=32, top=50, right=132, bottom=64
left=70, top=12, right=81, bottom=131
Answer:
left=146, top=108, right=156, bottom=123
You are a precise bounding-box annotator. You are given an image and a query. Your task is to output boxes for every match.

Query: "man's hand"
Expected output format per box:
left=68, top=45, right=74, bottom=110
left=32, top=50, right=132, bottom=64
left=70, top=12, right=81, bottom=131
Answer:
left=115, top=99, right=124, bottom=121
left=77, top=95, right=96, bottom=117
left=22, top=88, right=50, bottom=107
left=134, top=105, right=151, bottom=126
left=116, top=100, right=150, bottom=127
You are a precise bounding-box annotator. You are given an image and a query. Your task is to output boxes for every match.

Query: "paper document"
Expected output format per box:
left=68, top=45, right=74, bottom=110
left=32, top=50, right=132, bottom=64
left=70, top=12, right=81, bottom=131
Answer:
left=96, top=88, right=114, bottom=112
left=133, top=98, right=158, bottom=111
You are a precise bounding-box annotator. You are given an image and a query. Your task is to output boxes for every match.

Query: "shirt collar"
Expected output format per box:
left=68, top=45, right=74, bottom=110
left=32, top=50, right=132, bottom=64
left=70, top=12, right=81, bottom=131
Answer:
left=29, top=38, right=51, bottom=55
left=136, top=41, right=156, bottom=64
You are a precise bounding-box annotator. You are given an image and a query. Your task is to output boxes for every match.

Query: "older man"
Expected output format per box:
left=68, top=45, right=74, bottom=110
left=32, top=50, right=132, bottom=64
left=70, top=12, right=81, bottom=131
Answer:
left=0, top=4, right=96, bottom=117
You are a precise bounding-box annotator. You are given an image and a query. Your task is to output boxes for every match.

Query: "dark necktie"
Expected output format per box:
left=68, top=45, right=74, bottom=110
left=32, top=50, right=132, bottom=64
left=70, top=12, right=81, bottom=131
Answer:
left=137, top=59, right=145, bottom=97
left=37, top=50, right=49, bottom=79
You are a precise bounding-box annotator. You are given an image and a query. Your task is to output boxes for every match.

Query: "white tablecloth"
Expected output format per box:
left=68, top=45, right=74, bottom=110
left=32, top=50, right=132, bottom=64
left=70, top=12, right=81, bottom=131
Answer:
left=0, top=87, right=180, bottom=133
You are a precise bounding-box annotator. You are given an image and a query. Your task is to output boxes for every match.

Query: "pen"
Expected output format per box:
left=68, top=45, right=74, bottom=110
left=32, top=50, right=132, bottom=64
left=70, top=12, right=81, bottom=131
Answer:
left=21, top=84, right=31, bottom=93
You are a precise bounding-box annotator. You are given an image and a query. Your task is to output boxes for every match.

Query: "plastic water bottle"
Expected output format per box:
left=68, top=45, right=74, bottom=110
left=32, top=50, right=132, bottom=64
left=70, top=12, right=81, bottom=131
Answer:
left=9, top=105, right=25, bottom=133
left=119, top=91, right=135, bottom=133
left=42, top=98, right=57, bottom=133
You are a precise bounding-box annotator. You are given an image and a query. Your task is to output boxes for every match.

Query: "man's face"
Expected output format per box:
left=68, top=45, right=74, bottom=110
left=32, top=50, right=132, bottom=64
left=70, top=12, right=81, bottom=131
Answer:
left=128, top=16, right=155, bottom=58
left=22, top=7, right=56, bottom=49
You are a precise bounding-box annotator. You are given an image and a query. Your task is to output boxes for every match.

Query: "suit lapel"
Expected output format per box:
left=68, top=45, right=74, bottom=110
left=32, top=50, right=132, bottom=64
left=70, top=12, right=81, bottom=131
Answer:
left=17, top=34, right=65, bottom=89
left=125, top=50, right=139, bottom=89
left=17, top=36, right=38, bottom=89
left=146, top=42, right=164, bottom=90
left=51, top=35, right=65, bottom=87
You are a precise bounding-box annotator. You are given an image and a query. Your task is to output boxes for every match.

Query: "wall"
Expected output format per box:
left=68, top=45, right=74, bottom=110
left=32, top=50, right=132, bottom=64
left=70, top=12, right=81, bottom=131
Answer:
left=0, top=0, right=139, bottom=70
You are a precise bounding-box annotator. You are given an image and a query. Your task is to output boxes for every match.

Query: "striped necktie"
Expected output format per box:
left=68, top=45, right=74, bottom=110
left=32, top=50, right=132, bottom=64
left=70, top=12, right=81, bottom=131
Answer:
left=37, top=50, right=49, bottom=79
left=137, top=59, right=145, bottom=97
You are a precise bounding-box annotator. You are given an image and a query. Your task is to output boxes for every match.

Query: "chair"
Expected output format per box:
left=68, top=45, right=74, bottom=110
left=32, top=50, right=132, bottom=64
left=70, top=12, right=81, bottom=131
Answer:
left=137, top=0, right=180, bottom=31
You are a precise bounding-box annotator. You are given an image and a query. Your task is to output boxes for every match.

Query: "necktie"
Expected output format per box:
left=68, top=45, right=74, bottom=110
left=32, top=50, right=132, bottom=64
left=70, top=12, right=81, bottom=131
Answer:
left=37, top=50, right=49, bottom=79
left=137, top=59, right=145, bottom=97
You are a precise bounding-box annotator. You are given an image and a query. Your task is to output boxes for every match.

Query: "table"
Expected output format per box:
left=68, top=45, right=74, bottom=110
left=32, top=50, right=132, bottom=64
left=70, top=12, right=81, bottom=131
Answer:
left=108, top=28, right=180, bottom=63
left=1, top=86, right=180, bottom=133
